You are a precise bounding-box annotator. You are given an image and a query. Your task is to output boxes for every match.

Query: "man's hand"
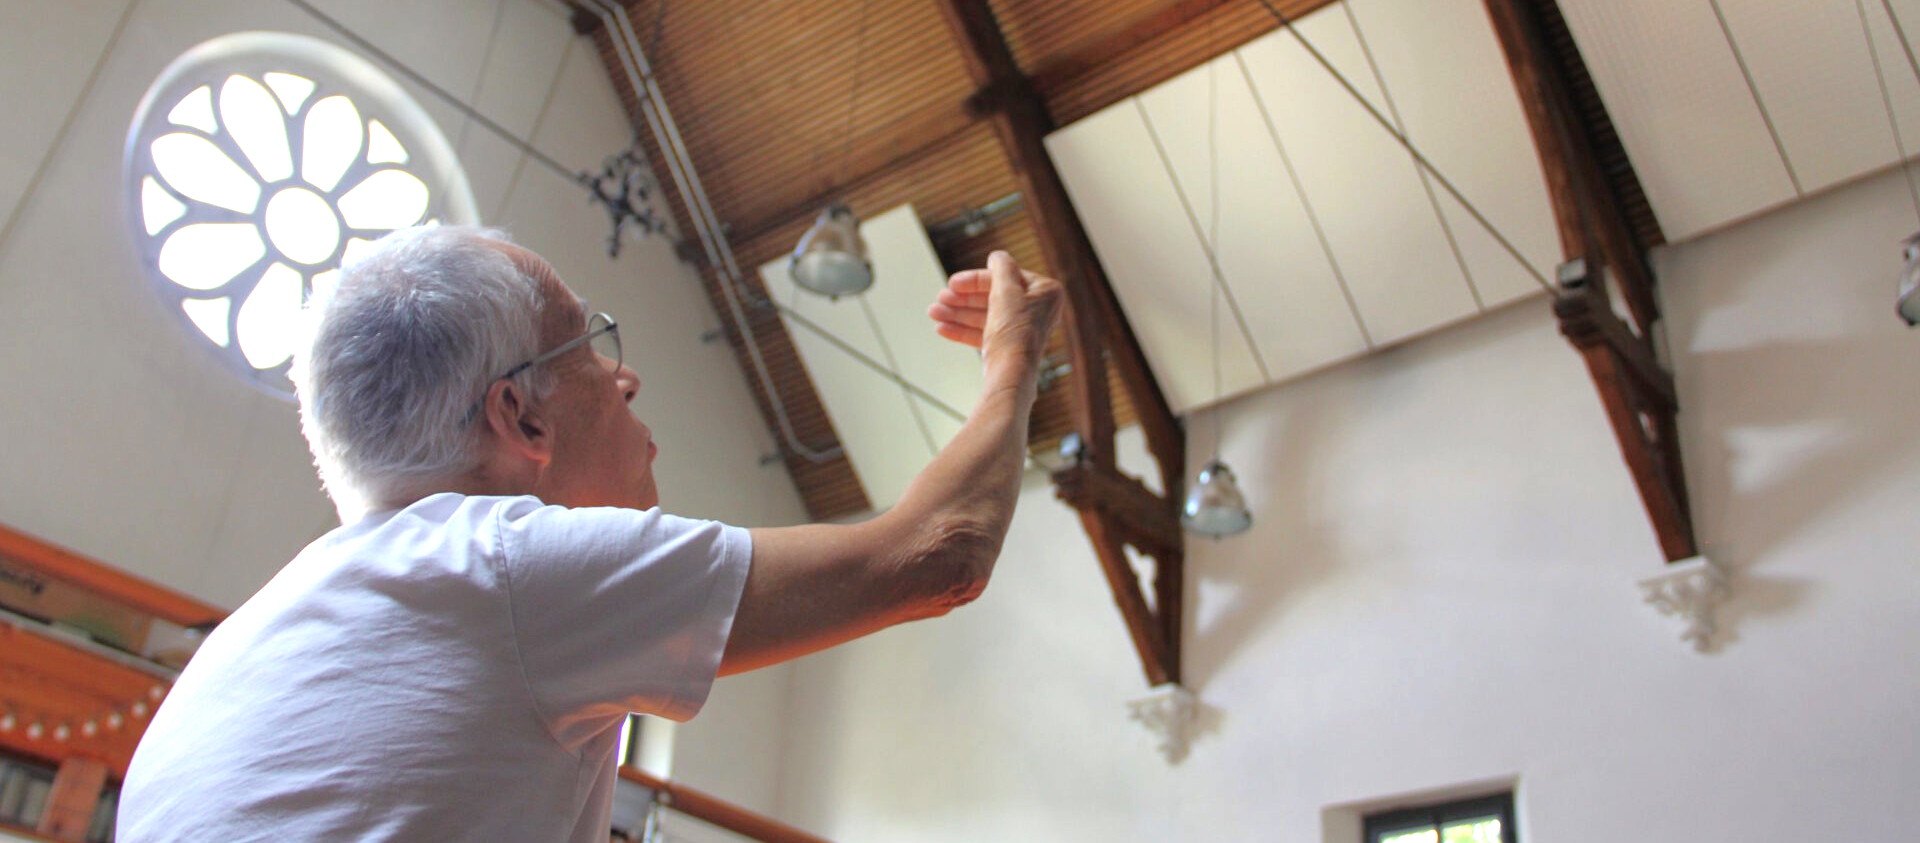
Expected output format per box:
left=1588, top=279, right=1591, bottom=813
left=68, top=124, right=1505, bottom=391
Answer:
left=723, top=250, right=1064, bottom=676
left=928, top=250, right=1065, bottom=375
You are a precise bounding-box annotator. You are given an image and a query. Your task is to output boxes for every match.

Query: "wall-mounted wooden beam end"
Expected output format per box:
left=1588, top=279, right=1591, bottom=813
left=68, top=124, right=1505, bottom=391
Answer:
left=1487, top=0, right=1696, bottom=564
left=1552, top=281, right=1696, bottom=563
left=1051, top=463, right=1182, bottom=561
left=1053, top=463, right=1183, bottom=686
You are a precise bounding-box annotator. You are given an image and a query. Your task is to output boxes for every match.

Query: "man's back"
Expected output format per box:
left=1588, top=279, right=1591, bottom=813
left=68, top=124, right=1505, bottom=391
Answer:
left=119, top=494, right=748, bottom=843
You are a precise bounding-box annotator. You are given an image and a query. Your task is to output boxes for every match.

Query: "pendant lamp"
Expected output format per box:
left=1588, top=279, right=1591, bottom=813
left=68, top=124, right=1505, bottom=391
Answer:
left=1183, top=459, right=1251, bottom=538
left=1901, top=233, right=1920, bottom=327
left=789, top=203, right=872, bottom=298
left=1863, top=0, right=1920, bottom=327
left=1181, top=22, right=1252, bottom=540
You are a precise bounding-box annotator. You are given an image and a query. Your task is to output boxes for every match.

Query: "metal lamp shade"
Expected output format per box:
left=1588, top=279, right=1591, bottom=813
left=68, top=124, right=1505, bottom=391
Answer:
left=1900, top=233, right=1920, bottom=327
left=1182, top=458, right=1252, bottom=538
left=790, top=203, right=873, bottom=298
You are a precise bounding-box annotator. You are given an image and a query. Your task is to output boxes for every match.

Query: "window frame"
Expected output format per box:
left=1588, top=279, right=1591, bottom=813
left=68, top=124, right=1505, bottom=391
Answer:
left=1363, top=792, right=1516, bottom=843
left=123, top=31, right=479, bottom=398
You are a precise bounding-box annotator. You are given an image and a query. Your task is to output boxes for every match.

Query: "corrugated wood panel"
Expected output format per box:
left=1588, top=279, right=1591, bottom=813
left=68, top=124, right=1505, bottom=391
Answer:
left=626, top=0, right=978, bottom=231
left=1026, top=0, right=1336, bottom=125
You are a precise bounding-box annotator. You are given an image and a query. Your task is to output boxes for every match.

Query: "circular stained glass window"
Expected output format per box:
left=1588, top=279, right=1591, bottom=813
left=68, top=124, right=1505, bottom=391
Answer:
left=125, top=32, right=478, bottom=396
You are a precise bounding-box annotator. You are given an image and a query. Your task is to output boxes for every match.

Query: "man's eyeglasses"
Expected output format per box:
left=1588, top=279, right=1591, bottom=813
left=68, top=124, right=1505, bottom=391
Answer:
left=464, top=312, right=621, bottom=425
left=499, top=311, right=621, bottom=383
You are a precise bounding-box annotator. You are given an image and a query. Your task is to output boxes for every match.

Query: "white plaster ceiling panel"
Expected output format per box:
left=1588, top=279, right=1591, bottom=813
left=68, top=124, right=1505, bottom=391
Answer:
left=1714, top=0, right=1920, bottom=196
left=1237, top=10, right=1481, bottom=346
left=761, top=263, right=932, bottom=512
left=855, top=204, right=986, bottom=433
left=1136, top=54, right=1371, bottom=382
left=757, top=205, right=990, bottom=512
left=1046, top=100, right=1268, bottom=413
left=0, top=0, right=132, bottom=232
left=1345, top=0, right=1562, bottom=307
left=1557, top=0, right=1797, bottom=240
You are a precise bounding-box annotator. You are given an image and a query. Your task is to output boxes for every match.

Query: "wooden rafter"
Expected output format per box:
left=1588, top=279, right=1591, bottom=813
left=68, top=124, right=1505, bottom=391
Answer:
left=1485, top=0, right=1697, bottom=562
left=932, top=0, right=1187, bottom=687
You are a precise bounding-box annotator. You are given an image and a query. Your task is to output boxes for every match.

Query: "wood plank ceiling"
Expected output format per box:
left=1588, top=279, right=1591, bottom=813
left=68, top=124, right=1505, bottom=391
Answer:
left=572, top=0, right=1660, bottom=522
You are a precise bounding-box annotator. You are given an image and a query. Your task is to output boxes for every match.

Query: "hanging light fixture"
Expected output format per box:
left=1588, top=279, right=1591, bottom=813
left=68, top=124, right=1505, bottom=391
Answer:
left=790, top=0, right=875, bottom=300
left=1863, top=0, right=1920, bottom=327
left=790, top=203, right=873, bottom=298
left=1182, top=15, right=1252, bottom=539
left=1184, top=458, right=1252, bottom=537
left=1902, top=234, right=1920, bottom=326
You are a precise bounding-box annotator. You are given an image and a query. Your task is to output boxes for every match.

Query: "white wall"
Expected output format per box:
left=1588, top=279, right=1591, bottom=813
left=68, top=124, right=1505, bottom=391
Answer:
left=765, top=167, right=1920, bottom=842
left=0, top=0, right=806, bottom=610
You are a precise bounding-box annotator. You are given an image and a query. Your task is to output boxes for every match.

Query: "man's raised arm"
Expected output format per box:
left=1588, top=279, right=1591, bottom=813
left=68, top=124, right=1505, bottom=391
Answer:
left=720, top=250, right=1064, bottom=675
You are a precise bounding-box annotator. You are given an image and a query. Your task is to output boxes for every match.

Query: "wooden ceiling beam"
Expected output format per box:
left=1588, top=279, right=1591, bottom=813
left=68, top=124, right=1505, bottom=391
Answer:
left=1486, top=0, right=1697, bottom=562
left=933, top=0, right=1187, bottom=687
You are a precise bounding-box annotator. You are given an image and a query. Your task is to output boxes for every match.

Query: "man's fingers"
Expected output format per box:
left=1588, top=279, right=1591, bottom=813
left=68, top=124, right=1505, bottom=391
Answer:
left=936, top=288, right=989, bottom=310
left=934, top=322, right=983, bottom=348
left=947, top=265, right=1043, bottom=295
left=927, top=302, right=988, bottom=329
left=986, top=251, right=1027, bottom=296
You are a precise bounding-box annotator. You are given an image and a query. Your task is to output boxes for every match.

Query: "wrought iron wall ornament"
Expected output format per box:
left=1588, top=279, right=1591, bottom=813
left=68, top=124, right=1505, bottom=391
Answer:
left=579, top=147, right=669, bottom=258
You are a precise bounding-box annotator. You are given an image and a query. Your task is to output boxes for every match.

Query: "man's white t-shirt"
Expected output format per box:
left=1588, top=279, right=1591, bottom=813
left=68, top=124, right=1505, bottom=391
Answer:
left=118, top=493, right=752, bottom=843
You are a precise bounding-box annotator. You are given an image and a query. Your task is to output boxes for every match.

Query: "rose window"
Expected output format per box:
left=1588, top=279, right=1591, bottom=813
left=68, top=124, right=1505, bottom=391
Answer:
left=126, top=32, right=477, bottom=396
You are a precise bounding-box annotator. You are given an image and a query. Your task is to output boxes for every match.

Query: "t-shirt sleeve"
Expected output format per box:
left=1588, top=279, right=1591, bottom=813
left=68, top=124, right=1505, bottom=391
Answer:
left=492, top=497, right=751, bottom=746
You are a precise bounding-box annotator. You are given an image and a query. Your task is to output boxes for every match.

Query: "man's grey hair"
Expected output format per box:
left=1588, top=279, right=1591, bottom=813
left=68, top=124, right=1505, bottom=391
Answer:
left=293, top=225, right=556, bottom=511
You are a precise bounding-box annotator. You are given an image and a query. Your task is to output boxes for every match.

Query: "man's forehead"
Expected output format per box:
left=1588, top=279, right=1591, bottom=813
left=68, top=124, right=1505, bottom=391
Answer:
left=489, top=240, right=584, bottom=326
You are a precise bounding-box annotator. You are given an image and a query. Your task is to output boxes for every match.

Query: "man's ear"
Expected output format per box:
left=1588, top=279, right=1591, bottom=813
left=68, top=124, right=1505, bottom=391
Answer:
left=483, top=379, right=553, bottom=468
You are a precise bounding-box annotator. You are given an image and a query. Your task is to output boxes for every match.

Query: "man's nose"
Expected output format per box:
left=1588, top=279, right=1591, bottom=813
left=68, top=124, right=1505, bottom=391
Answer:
left=616, top=364, right=640, bottom=403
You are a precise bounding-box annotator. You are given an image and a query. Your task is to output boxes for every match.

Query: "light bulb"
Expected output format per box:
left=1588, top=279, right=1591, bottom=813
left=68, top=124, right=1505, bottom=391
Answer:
left=1899, top=232, right=1920, bottom=327
left=790, top=203, right=873, bottom=298
left=1182, top=458, right=1252, bottom=538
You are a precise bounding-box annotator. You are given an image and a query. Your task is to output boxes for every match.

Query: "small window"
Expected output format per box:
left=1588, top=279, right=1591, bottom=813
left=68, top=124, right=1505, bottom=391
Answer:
left=1364, top=792, right=1515, bottom=843
left=124, top=31, right=478, bottom=397
left=0, top=749, right=58, bottom=829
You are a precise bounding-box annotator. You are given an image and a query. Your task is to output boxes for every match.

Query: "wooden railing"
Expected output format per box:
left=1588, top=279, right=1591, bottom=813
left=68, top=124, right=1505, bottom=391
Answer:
left=617, top=766, right=836, bottom=843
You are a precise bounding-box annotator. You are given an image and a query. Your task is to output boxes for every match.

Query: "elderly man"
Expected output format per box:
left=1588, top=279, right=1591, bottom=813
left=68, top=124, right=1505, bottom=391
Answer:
left=118, top=225, right=1062, bottom=842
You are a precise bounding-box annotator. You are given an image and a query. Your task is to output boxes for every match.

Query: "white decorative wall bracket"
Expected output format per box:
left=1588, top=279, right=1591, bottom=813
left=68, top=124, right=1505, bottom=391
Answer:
left=1639, top=555, right=1729, bottom=652
left=1127, top=682, right=1197, bottom=763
